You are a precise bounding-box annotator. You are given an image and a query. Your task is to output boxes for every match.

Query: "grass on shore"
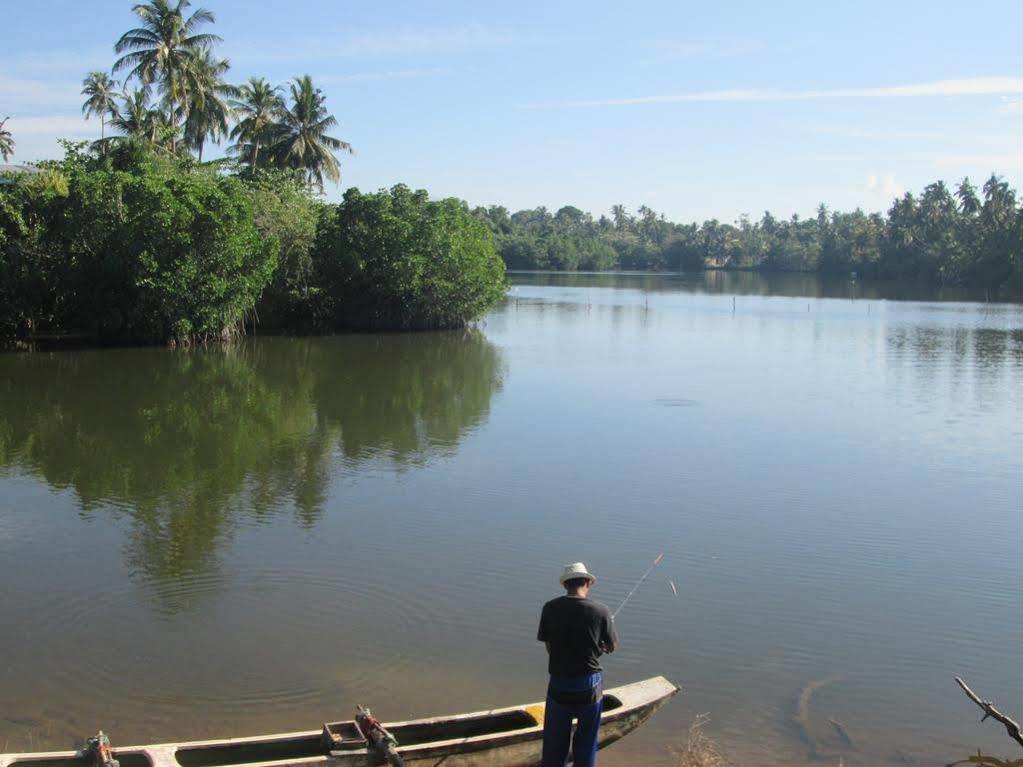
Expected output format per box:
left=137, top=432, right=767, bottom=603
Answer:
left=675, top=716, right=851, bottom=767
left=674, top=715, right=728, bottom=767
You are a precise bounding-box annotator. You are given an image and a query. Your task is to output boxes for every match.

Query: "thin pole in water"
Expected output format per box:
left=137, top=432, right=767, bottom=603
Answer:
left=612, top=553, right=665, bottom=621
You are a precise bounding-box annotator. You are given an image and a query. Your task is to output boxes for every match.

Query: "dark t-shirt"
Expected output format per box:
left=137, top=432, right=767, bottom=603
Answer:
left=537, top=595, right=618, bottom=676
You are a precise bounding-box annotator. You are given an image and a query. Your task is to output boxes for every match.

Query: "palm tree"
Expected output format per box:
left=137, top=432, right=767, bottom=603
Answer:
left=0, top=117, right=13, bottom=162
left=81, top=72, right=119, bottom=144
left=270, top=75, right=352, bottom=190
left=108, top=88, right=167, bottom=148
left=228, top=77, right=283, bottom=172
left=183, top=48, right=235, bottom=161
left=113, top=0, right=221, bottom=151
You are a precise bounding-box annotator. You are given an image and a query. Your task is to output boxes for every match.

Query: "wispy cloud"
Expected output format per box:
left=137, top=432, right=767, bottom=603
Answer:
left=999, top=96, right=1023, bottom=114
left=530, top=76, right=1023, bottom=108
left=227, top=24, right=524, bottom=64
left=9, top=47, right=113, bottom=77
left=936, top=152, right=1023, bottom=169
left=806, top=125, right=949, bottom=141
left=0, top=76, right=83, bottom=109
left=316, top=67, right=449, bottom=84
left=4, top=115, right=92, bottom=137
left=635, top=38, right=755, bottom=66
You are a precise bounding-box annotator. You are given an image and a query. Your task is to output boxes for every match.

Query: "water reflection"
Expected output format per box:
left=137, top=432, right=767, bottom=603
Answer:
left=511, top=269, right=1022, bottom=302
left=0, top=332, right=504, bottom=588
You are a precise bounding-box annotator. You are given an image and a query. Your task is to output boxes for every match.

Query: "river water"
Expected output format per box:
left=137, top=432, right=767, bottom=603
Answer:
left=1, top=272, right=1021, bottom=766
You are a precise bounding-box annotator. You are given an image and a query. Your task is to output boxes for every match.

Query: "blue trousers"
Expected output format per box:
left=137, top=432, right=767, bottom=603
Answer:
left=541, top=673, right=603, bottom=767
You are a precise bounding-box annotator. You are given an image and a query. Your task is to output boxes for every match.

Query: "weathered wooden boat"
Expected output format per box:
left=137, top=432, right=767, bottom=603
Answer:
left=0, top=677, right=678, bottom=767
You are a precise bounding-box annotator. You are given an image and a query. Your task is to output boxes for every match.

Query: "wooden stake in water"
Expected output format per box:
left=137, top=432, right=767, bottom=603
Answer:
left=612, top=553, right=665, bottom=621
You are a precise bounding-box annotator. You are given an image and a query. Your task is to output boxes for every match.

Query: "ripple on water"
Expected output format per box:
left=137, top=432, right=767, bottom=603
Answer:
left=6, top=562, right=435, bottom=738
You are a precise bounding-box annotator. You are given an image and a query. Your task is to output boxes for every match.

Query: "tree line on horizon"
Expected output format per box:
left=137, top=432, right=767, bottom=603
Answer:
left=3, top=0, right=1021, bottom=308
left=473, top=177, right=1023, bottom=291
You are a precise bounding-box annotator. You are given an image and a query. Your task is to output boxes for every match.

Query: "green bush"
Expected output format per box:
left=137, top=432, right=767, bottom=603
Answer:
left=0, top=148, right=278, bottom=346
left=317, top=184, right=507, bottom=330
left=0, top=168, right=72, bottom=345
left=245, top=171, right=325, bottom=331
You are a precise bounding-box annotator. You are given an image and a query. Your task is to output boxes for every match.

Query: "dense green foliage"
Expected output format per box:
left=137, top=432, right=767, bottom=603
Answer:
left=475, top=177, right=1023, bottom=290
left=246, top=170, right=325, bottom=330
left=0, top=147, right=276, bottom=345
left=315, top=185, right=508, bottom=330
left=0, top=148, right=507, bottom=346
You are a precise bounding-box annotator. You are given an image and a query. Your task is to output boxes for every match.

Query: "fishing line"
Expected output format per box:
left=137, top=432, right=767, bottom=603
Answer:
left=611, top=553, right=665, bottom=621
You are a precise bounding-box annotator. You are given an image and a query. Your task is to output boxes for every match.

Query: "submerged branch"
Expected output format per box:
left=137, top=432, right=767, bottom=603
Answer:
left=955, top=677, right=1023, bottom=750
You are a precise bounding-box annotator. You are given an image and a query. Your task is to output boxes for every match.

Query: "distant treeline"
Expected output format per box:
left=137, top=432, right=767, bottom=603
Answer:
left=472, top=176, right=1023, bottom=290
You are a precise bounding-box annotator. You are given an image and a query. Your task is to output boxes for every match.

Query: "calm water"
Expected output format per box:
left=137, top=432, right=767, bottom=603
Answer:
left=1, top=273, right=1022, bottom=766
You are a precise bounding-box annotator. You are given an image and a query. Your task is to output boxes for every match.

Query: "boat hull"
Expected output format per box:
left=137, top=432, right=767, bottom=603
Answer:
left=0, top=677, right=679, bottom=767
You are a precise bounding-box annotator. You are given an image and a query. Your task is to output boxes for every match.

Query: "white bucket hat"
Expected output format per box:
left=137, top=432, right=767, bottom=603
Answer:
left=559, top=562, right=596, bottom=586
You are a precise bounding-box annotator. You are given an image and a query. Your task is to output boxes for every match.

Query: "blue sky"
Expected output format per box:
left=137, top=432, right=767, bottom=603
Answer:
left=4, top=0, right=1022, bottom=222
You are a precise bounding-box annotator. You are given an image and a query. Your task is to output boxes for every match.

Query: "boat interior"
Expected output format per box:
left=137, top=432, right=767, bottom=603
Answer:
left=6, top=695, right=626, bottom=767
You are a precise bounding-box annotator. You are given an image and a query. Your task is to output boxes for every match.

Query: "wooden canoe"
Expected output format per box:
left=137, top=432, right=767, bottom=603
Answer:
left=0, top=677, right=679, bottom=767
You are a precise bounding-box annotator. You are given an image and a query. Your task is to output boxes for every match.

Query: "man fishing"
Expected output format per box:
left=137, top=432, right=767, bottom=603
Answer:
left=537, top=562, right=618, bottom=767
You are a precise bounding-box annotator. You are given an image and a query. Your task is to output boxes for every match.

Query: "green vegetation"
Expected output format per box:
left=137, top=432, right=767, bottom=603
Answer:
left=0, top=117, right=13, bottom=162
left=0, top=1, right=507, bottom=347
left=4, top=0, right=1020, bottom=349
left=475, top=179, right=1023, bottom=291
left=81, top=72, right=119, bottom=145
left=96, top=0, right=350, bottom=183
left=0, top=145, right=275, bottom=345
left=316, top=185, right=508, bottom=330
left=269, top=75, right=353, bottom=190
left=0, top=148, right=506, bottom=346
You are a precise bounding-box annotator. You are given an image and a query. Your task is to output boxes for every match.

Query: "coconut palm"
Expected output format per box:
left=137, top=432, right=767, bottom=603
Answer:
left=81, top=72, right=119, bottom=144
left=0, top=117, right=13, bottom=162
left=113, top=0, right=221, bottom=151
left=228, top=77, right=283, bottom=172
left=270, top=75, right=352, bottom=190
left=108, top=88, right=168, bottom=148
left=182, top=49, right=235, bottom=161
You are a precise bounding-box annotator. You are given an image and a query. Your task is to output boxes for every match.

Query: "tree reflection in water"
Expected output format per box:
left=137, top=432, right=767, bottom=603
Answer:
left=0, top=332, right=504, bottom=590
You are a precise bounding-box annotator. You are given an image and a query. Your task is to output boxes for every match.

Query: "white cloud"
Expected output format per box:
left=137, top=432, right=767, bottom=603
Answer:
left=865, top=174, right=904, bottom=204
left=342, top=24, right=520, bottom=56
left=999, top=96, right=1023, bottom=114
left=316, top=67, right=449, bottom=84
left=805, top=125, right=949, bottom=141
left=227, top=24, right=524, bottom=64
left=936, top=152, right=1023, bottom=169
left=9, top=47, right=113, bottom=77
left=531, top=76, right=1023, bottom=108
left=2, top=115, right=93, bottom=139
left=0, top=76, right=83, bottom=109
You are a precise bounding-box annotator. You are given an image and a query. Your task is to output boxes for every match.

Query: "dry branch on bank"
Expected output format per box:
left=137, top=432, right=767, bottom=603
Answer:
left=955, top=677, right=1023, bottom=750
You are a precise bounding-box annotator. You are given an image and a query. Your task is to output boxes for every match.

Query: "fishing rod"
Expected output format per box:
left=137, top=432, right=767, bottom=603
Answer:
left=611, top=553, right=665, bottom=621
